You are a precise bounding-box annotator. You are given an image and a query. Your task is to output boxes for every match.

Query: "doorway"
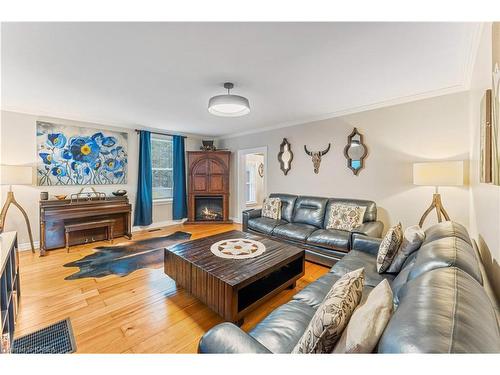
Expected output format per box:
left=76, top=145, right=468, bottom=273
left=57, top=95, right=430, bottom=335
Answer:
left=237, top=147, right=267, bottom=222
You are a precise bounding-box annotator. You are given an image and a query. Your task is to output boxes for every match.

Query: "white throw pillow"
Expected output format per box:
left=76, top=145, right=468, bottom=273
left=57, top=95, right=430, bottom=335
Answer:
left=332, top=279, right=393, bottom=353
left=386, top=225, right=425, bottom=273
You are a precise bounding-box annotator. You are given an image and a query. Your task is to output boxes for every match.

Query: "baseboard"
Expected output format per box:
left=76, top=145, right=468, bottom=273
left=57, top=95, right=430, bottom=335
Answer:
left=230, top=217, right=242, bottom=224
left=18, top=241, right=40, bottom=252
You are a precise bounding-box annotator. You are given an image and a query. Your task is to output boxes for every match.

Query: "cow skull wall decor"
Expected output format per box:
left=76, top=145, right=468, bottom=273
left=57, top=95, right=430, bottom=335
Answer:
left=304, top=143, right=331, bottom=174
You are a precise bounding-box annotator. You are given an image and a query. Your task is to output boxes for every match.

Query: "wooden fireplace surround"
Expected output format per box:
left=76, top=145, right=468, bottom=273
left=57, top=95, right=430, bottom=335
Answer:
left=186, top=151, right=232, bottom=224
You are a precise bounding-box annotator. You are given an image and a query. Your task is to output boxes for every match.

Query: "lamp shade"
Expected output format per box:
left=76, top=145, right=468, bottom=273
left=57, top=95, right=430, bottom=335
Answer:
left=413, top=161, right=464, bottom=186
left=0, top=165, right=33, bottom=186
left=208, top=94, right=250, bottom=117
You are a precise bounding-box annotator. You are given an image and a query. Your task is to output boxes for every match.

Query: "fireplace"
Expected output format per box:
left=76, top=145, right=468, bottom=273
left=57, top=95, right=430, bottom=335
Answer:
left=195, top=196, right=224, bottom=221
left=187, top=151, right=231, bottom=224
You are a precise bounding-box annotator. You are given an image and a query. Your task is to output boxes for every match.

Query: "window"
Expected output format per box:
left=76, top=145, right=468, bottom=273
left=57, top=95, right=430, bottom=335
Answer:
left=151, top=134, right=173, bottom=200
left=245, top=164, right=256, bottom=204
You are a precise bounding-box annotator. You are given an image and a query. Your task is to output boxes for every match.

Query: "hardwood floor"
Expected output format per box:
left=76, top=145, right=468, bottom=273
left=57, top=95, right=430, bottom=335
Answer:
left=15, top=223, right=329, bottom=353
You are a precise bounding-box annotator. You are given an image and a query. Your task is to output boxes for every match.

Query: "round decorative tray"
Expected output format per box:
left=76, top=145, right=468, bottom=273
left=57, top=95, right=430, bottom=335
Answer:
left=210, top=238, right=266, bottom=259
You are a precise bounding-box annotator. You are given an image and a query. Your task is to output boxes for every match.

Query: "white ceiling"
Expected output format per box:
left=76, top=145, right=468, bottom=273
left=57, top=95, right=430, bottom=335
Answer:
left=1, top=22, right=480, bottom=137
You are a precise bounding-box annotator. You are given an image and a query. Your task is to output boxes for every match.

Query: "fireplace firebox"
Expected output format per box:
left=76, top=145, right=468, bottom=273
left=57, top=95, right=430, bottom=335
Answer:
left=195, top=196, right=223, bottom=221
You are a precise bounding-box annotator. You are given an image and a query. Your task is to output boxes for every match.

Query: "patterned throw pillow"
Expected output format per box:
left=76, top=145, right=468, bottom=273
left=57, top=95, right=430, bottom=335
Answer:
left=376, top=223, right=403, bottom=273
left=386, top=225, right=425, bottom=273
left=326, top=203, right=367, bottom=231
left=261, top=197, right=281, bottom=220
left=292, top=268, right=365, bottom=354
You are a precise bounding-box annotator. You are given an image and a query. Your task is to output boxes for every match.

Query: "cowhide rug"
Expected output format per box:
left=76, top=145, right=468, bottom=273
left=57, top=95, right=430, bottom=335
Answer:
left=63, top=231, right=191, bottom=280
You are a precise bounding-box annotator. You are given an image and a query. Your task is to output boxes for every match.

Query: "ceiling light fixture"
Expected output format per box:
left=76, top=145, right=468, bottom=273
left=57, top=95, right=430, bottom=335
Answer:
left=208, top=82, right=250, bottom=117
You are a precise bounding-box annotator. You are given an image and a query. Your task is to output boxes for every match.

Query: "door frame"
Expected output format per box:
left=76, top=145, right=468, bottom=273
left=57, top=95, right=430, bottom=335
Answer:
left=236, top=146, right=268, bottom=223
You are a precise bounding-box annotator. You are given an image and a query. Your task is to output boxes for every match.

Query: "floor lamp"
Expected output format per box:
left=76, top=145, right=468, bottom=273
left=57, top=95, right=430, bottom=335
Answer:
left=0, top=165, right=35, bottom=253
left=413, top=161, right=464, bottom=228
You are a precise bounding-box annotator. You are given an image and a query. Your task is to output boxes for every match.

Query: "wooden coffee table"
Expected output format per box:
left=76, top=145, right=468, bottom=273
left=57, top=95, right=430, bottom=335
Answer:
left=164, top=230, right=305, bottom=325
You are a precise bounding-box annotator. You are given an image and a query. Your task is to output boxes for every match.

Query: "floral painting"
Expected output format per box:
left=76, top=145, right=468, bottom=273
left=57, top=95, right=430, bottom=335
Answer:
left=37, top=121, right=128, bottom=185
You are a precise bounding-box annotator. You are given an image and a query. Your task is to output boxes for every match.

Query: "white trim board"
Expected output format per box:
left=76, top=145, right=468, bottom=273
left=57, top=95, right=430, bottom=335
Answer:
left=217, top=84, right=470, bottom=140
left=236, top=147, right=268, bottom=223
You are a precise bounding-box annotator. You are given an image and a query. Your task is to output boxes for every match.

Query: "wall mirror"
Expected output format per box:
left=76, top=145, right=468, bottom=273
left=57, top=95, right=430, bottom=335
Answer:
left=344, top=128, right=367, bottom=175
left=278, top=138, right=293, bottom=175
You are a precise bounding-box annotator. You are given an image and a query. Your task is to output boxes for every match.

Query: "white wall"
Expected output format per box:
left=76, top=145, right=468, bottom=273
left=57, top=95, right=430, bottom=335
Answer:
left=220, top=91, right=471, bottom=233
left=468, top=24, right=500, bottom=298
left=0, top=110, right=202, bottom=248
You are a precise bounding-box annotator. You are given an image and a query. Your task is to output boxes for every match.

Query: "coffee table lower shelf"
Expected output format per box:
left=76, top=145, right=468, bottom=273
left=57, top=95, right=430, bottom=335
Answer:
left=164, top=249, right=305, bottom=325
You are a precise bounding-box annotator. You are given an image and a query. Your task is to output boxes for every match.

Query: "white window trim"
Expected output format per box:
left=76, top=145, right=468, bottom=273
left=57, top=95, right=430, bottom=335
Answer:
left=151, top=135, right=174, bottom=201
left=245, top=165, right=257, bottom=205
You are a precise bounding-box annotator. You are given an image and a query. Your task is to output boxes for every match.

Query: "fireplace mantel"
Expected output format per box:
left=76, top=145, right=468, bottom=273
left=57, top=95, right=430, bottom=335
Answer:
left=186, top=151, right=232, bottom=224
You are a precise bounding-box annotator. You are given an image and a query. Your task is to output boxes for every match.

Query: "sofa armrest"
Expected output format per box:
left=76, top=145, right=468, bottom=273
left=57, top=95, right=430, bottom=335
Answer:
left=352, top=221, right=384, bottom=238
left=198, top=323, right=272, bottom=354
left=351, top=233, right=382, bottom=256
left=242, top=209, right=262, bottom=232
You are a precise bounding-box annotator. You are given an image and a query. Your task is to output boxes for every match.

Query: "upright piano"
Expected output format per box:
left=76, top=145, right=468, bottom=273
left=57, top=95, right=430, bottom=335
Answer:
left=39, top=196, right=132, bottom=256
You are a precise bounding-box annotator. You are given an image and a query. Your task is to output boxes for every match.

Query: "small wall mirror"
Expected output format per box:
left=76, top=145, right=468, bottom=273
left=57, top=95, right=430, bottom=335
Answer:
left=278, top=138, right=293, bottom=175
left=344, top=128, right=367, bottom=175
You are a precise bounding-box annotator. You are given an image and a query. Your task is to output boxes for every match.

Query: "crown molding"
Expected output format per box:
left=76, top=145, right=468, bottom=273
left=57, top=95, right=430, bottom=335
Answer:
left=0, top=106, right=205, bottom=139
left=218, top=83, right=469, bottom=140
left=462, top=22, right=485, bottom=90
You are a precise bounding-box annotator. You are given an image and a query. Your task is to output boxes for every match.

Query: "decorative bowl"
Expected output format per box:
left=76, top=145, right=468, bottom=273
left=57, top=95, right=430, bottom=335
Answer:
left=112, top=189, right=127, bottom=197
left=54, top=194, right=67, bottom=200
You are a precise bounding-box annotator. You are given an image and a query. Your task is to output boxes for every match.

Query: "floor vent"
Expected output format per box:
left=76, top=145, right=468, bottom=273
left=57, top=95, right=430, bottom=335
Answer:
left=12, top=318, right=76, bottom=354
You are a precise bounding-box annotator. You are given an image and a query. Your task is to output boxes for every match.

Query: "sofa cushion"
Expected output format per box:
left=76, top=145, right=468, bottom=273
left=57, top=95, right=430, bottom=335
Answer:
left=378, top=267, right=500, bottom=353
left=273, top=223, right=317, bottom=242
left=247, top=217, right=287, bottom=235
left=269, top=193, right=297, bottom=222
left=292, top=196, right=329, bottom=228
left=408, top=237, right=483, bottom=285
left=389, top=258, right=415, bottom=306
left=294, top=272, right=373, bottom=309
left=330, top=250, right=395, bottom=287
left=249, top=299, right=316, bottom=353
left=293, top=273, right=340, bottom=308
left=422, top=221, right=472, bottom=246
left=324, top=198, right=378, bottom=227
left=306, top=228, right=350, bottom=251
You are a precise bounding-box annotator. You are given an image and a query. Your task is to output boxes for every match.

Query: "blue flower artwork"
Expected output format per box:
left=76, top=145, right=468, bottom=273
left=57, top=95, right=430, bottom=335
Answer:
left=37, top=121, right=128, bottom=186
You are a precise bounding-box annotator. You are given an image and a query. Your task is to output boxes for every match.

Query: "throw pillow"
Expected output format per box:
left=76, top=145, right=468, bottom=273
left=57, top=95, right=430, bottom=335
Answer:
left=376, top=223, right=403, bottom=273
left=326, top=203, right=367, bottom=231
left=261, top=197, right=281, bottom=220
left=386, top=225, right=425, bottom=273
left=292, top=268, right=365, bottom=354
left=332, top=279, right=393, bottom=353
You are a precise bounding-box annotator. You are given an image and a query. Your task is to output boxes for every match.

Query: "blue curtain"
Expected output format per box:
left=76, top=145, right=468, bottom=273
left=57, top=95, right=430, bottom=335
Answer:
left=134, top=130, right=153, bottom=226
left=172, top=135, right=187, bottom=220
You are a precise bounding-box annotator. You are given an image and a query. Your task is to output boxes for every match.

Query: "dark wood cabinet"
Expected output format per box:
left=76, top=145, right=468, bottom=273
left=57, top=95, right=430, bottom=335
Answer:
left=187, top=151, right=231, bottom=223
left=39, top=197, right=132, bottom=255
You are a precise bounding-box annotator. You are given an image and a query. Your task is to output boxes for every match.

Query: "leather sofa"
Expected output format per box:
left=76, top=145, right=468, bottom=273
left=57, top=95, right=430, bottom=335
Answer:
left=242, top=193, right=384, bottom=266
left=199, top=221, right=500, bottom=353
